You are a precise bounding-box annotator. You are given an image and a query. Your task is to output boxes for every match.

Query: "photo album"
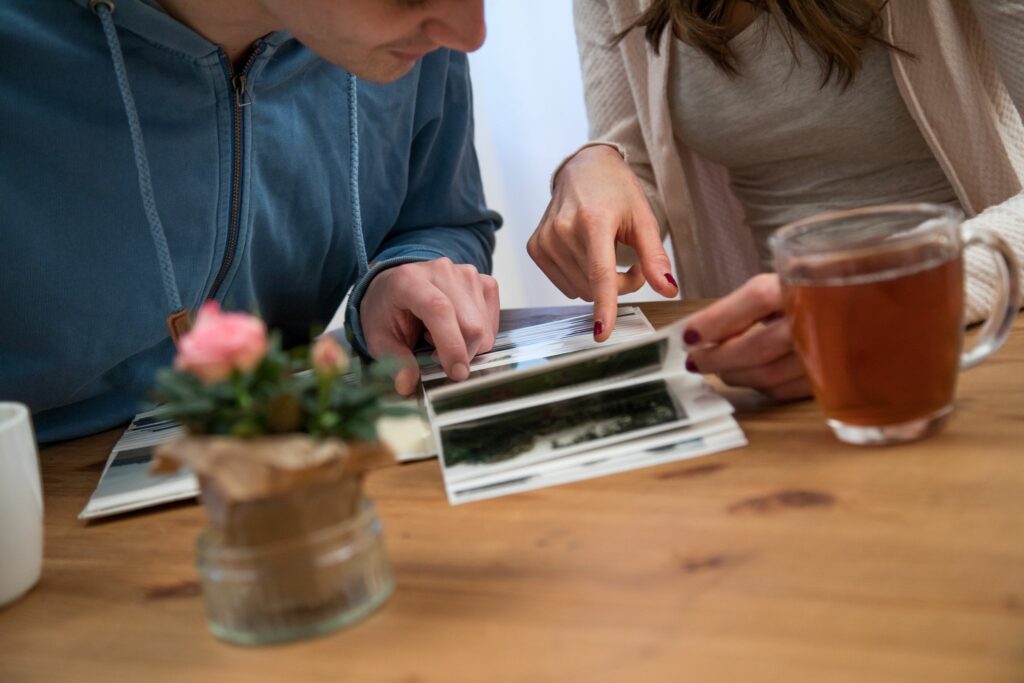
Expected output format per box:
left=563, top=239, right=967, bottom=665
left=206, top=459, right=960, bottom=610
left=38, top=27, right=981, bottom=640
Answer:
left=422, top=311, right=746, bottom=504
left=80, top=307, right=746, bottom=518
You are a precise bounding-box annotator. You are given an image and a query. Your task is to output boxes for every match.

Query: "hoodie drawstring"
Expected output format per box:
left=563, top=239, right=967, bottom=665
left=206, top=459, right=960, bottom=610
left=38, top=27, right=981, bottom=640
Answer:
left=91, top=0, right=190, bottom=343
left=89, top=0, right=370, bottom=341
left=348, top=73, right=369, bottom=276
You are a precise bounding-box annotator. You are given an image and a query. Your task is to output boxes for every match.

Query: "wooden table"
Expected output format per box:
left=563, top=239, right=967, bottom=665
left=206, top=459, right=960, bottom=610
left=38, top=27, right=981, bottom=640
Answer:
left=2, top=301, right=1023, bottom=683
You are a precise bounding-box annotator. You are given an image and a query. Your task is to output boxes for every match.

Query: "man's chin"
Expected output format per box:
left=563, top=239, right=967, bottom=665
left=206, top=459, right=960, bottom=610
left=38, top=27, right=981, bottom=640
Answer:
left=342, top=56, right=420, bottom=84
left=306, top=43, right=428, bottom=83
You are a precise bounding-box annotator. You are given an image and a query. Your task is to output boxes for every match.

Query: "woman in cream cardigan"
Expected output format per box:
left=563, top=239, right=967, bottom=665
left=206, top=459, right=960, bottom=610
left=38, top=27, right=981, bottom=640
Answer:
left=530, top=0, right=1024, bottom=399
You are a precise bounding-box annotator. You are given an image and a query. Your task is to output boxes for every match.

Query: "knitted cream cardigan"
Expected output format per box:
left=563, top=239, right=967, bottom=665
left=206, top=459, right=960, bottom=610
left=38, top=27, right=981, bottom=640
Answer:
left=571, top=0, right=1024, bottom=322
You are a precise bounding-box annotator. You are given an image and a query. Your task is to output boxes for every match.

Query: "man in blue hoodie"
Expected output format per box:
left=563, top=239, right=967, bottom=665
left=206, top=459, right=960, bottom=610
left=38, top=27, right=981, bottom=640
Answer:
left=0, top=0, right=502, bottom=443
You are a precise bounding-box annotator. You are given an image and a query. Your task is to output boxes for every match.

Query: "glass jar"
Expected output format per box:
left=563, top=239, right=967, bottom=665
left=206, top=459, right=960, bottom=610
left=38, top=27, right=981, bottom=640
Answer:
left=196, top=498, right=393, bottom=646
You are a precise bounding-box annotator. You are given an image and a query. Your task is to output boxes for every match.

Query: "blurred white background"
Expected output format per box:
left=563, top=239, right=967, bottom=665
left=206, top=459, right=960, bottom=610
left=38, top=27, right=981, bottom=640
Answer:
left=468, top=1, right=663, bottom=310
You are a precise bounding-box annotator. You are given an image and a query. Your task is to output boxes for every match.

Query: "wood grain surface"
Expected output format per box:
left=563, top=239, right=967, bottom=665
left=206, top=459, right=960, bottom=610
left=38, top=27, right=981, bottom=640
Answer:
left=1, top=301, right=1022, bottom=683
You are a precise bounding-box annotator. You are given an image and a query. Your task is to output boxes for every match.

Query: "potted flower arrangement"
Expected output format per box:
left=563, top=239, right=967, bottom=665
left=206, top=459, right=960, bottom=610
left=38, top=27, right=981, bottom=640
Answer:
left=151, top=302, right=409, bottom=646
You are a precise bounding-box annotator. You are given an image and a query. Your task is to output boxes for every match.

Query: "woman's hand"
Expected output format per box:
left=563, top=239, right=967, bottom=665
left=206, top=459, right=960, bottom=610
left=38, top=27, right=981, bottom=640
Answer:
left=682, top=274, right=812, bottom=401
left=359, top=258, right=499, bottom=396
left=529, top=144, right=678, bottom=341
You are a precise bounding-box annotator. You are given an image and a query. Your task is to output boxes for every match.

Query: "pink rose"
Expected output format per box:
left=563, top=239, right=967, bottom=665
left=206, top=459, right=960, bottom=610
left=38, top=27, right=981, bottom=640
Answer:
left=312, top=335, right=350, bottom=375
left=174, top=302, right=268, bottom=383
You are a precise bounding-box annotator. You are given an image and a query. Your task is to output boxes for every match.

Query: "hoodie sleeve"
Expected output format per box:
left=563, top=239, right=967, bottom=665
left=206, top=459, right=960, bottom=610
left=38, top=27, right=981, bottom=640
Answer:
left=345, top=50, right=502, bottom=357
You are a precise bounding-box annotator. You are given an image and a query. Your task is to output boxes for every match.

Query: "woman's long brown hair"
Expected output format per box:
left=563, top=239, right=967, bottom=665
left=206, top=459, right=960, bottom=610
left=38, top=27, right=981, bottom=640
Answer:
left=619, top=0, right=901, bottom=88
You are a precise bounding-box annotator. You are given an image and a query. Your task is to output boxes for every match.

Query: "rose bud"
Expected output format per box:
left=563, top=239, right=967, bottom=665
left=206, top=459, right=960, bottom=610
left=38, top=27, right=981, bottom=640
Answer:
left=174, top=302, right=268, bottom=383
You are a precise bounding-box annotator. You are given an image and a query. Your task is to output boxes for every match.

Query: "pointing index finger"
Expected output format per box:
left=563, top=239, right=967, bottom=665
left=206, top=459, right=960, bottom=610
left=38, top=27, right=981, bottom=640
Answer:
left=587, top=227, right=622, bottom=342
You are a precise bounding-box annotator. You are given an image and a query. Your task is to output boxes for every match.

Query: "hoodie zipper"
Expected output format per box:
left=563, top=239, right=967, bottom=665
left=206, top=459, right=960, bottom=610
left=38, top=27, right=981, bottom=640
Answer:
left=208, top=45, right=264, bottom=300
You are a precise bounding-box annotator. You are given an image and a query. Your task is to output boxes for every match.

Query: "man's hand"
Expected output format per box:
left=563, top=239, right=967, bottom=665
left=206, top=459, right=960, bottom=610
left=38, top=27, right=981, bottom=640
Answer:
left=528, top=145, right=678, bottom=341
left=359, top=258, right=499, bottom=396
left=683, top=274, right=812, bottom=401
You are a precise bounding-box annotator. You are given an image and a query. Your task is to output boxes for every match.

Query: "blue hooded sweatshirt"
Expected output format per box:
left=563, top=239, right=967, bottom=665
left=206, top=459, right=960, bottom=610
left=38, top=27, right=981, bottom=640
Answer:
left=0, top=1, right=501, bottom=443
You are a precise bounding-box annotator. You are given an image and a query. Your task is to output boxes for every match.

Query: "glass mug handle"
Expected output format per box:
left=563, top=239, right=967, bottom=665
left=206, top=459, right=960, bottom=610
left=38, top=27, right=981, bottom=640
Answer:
left=959, top=224, right=1022, bottom=370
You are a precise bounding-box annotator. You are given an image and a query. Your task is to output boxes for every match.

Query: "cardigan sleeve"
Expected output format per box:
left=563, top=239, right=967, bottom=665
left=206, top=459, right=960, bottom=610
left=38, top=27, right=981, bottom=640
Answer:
left=962, top=0, right=1024, bottom=323
left=569, top=0, right=668, bottom=233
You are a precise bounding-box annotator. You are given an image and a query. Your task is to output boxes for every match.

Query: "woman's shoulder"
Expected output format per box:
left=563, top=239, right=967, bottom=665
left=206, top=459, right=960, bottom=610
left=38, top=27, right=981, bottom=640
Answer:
left=574, top=0, right=650, bottom=36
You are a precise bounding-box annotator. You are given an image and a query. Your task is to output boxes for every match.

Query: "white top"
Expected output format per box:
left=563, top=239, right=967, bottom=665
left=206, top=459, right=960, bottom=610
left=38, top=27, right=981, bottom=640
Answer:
left=667, top=13, right=961, bottom=266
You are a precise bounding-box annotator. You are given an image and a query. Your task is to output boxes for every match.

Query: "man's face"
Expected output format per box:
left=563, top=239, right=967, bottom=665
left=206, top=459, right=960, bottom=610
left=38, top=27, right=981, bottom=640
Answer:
left=256, top=0, right=486, bottom=83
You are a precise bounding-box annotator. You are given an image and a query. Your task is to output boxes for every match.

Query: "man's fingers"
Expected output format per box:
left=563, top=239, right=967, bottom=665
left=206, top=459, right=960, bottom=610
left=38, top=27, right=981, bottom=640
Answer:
left=359, top=260, right=499, bottom=391
left=428, top=264, right=494, bottom=360
left=405, top=281, right=471, bottom=381
left=368, top=336, right=421, bottom=396
left=684, top=274, right=782, bottom=346
left=481, top=274, right=500, bottom=354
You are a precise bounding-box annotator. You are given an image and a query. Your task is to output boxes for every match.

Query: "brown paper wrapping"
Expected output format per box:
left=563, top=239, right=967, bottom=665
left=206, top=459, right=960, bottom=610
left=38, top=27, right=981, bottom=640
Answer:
left=153, top=435, right=394, bottom=547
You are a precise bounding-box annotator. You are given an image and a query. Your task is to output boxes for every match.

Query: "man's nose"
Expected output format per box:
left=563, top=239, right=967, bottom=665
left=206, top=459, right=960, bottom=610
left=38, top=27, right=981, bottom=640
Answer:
left=424, top=0, right=487, bottom=53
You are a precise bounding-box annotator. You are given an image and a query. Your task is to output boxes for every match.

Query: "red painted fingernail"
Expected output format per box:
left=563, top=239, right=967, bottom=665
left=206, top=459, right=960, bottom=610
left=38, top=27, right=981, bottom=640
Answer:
left=665, top=273, right=678, bottom=288
left=683, top=328, right=701, bottom=346
left=594, top=321, right=604, bottom=338
left=686, top=359, right=700, bottom=373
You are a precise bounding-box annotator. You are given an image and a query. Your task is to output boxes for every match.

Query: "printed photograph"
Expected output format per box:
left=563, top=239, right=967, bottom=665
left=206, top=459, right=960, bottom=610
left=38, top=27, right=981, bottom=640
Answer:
left=417, top=309, right=654, bottom=384
left=450, top=429, right=748, bottom=505
left=439, top=377, right=688, bottom=478
left=423, top=354, right=586, bottom=392
left=430, top=337, right=671, bottom=416
left=447, top=415, right=742, bottom=499
left=109, top=445, right=155, bottom=469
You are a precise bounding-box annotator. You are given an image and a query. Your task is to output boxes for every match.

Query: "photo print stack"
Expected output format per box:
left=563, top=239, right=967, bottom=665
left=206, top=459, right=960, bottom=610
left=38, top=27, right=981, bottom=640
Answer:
left=422, top=311, right=747, bottom=504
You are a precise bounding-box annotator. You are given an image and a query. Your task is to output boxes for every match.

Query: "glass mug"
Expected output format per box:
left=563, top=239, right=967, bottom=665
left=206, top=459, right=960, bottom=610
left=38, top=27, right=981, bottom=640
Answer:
left=769, top=203, right=1021, bottom=445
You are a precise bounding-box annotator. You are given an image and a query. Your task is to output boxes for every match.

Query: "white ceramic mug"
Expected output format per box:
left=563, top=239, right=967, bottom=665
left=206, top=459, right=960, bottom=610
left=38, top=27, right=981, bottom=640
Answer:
left=0, top=402, right=43, bottom=608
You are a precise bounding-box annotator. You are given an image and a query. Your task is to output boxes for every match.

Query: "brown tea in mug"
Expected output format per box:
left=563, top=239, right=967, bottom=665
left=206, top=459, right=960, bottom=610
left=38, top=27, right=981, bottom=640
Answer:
left=772, top=202, right=1019, bottom=444
left=782, top=246, right=964, bottom=426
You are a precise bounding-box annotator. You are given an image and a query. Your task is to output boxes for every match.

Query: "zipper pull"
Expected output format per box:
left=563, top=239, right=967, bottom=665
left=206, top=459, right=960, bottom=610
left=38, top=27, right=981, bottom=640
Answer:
left=232, top=72, right=251, bottom=108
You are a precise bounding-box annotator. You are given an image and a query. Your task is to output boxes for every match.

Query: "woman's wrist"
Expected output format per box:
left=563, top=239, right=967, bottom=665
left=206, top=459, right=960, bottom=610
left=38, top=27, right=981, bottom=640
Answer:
left=550, top=142, right=628, bottom=193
